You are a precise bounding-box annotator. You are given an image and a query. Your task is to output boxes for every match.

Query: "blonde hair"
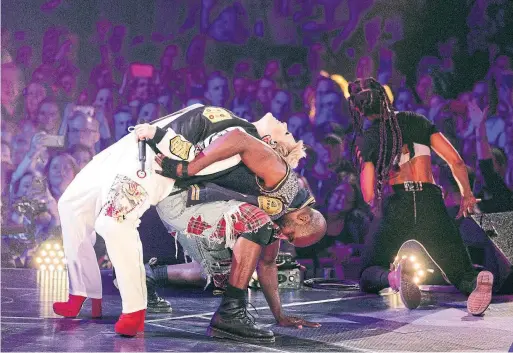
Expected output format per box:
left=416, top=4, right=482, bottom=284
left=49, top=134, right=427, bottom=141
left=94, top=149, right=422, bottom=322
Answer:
left=275, top=140, right=306, bottom=169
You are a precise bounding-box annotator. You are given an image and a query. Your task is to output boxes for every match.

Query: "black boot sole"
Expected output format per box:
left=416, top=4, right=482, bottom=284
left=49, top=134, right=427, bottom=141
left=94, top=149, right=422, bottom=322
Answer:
left=147, top=306, right=172, bottom=314
left=206, top=326, right=275, bottom=344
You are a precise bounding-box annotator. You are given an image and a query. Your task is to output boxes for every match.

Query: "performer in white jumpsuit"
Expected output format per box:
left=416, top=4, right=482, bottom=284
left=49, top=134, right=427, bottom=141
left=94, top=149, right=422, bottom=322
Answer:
left=53, top=104, right=242, bottom=336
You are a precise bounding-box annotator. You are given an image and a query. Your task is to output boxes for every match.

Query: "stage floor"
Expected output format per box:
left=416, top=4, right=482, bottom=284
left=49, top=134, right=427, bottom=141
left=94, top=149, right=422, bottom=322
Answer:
left=1, top=268, right=513, bottom=352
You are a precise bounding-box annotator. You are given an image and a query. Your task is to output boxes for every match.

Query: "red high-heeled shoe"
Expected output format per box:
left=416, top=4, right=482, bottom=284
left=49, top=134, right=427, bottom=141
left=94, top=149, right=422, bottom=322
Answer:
left=114, top=309, right=146, bottom=337
left=53, top=295, right=102, bottom=318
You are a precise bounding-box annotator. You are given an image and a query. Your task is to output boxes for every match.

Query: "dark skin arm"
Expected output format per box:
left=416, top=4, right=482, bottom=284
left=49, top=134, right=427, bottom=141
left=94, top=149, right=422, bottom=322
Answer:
left=157, top=129, right=287, bottom=188
left=256, top=241, right=283, bottom=321
left=430, top=132, right=478, bottom=218
left=357, top=132, right=477, bottom=219
left=257, top=240, right=321, bottom=329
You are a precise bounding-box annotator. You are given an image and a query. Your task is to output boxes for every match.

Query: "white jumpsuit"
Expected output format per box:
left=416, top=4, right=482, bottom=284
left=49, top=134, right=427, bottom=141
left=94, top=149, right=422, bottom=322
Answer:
left=58, top=104, right=241, bottom=313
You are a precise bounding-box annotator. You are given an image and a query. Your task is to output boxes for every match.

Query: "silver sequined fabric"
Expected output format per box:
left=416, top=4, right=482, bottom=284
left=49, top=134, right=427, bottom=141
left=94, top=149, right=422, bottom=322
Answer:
left=256, top=167, right=299, bottom=219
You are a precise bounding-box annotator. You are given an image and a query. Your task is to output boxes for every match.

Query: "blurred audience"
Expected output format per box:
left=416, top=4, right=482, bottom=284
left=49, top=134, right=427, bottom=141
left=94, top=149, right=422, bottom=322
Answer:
left=1, top=0, right=511, bottom=272
left=23, top=81, right=48, bottom=123
left=69, top=144, right=94, bottom=171
left=204, top=71, right=229, bottom=107
left=46, top=153, right=79, bottom=201
left=112, top=106, right=133, bottom=142
left=469, top=90, right=513, bottom=213
left=66, top=111, right=101, bottom=153
left=36, top=97, right=61, bottom=134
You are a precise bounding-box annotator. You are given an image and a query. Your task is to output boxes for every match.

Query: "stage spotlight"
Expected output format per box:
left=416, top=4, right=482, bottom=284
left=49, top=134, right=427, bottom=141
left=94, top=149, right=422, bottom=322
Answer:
left=49, top=264, right=55, bottom=271
left=57, top=265, right=64, bottom=271
left=417, top=270, right=425, bottom=277
left=409, top=255, right=416, bottom=262
left=32, top=241, right=67, bottom=270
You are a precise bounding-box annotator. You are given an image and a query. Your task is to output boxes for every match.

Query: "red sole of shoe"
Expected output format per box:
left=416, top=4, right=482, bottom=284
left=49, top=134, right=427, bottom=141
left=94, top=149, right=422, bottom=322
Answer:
left=115, top=310, right=145, bottom=336
left=53, top=310, right=78, bottom=318
left=91, top=299, right=102, bottom=318
left=115, top=329, right=138, bottom=337
left=467, top=271, right=493, bottom=316
left=114, top=324, right=144, bottom=337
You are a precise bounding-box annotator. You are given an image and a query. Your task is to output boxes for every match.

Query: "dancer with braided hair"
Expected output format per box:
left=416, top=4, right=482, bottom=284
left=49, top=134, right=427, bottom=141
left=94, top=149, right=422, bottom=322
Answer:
left=348, top=77, right=493, bottom=315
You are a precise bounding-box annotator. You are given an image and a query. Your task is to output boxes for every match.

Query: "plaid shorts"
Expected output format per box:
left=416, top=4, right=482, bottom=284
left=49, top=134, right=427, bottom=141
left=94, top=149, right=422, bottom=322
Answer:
left=211, top=203, right=280, bottom=244
left=156, top=191, right=277, bottom=288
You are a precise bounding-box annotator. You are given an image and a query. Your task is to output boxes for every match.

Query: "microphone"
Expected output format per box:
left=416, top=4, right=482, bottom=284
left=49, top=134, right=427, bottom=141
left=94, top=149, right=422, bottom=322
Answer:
left=137, top=139, right=147, bottom=178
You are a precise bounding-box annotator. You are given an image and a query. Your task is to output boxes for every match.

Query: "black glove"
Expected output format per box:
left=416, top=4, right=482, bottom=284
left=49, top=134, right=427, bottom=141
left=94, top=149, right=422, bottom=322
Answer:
left=156, top=156, right=189, bottom=179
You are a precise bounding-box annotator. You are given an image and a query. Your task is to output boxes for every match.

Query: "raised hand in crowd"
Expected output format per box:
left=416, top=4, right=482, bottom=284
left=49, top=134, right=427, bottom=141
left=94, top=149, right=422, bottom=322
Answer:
left=468, top=100, right=489, bottom=127
left=11, top=132, right=49, bottom=184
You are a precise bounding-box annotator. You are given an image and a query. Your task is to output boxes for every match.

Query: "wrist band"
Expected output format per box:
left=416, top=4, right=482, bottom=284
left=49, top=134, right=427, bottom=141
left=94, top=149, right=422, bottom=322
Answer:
left=181, top=163, right=189, bottom=178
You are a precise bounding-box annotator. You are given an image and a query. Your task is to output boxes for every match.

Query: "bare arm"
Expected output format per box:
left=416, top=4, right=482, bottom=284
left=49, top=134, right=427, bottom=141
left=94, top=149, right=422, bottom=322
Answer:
left=200, top=0, right=212, bottom=33
left=431, top=132, right=472, bottom=197
left=11, top=153, right=38, bottom=183
left=187, top=129, right=288, bottom=188
left=256, top=240, right=321, bottom=329
left=468, top=102, right=493, bottom=160
left=256, top=240, right=283, bottom=321
left=475, top=121, right=493, bottom=160
left=11, top=133, right=47, bottom=183
left=354, top=145, right=376, bottom=204
left=360, top=162, right=376, bottom=204
left=469, top=103, right=511, bottom=199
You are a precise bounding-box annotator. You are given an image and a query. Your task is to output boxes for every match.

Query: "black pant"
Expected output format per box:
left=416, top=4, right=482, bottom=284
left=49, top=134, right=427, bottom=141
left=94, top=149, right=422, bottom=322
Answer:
left=360, top=183, right=478, bottom=295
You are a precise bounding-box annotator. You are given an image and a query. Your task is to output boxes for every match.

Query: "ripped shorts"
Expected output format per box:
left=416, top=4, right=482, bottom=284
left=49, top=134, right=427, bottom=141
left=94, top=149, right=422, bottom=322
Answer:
left=156, top=191, right=278, bottom=288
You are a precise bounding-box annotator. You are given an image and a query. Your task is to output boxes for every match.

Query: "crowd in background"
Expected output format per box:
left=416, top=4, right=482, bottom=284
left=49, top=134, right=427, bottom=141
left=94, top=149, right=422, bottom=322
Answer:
left=1, top=0, right=512, bottom=268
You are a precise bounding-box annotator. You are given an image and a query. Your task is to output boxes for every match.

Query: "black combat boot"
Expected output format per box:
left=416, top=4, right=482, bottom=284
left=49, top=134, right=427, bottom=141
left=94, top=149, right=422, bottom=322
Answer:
left=207, top=295, right=275, bottom=343
left=145, top=258, right=172, bottom=313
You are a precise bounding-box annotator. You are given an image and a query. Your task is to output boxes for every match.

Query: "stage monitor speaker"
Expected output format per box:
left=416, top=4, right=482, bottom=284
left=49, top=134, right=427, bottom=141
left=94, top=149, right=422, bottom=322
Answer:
left=470, top=212, right=513, bottom=294
left=249, top=253, right=303, bottom=289
left=249, top=268, right=302, bottom=290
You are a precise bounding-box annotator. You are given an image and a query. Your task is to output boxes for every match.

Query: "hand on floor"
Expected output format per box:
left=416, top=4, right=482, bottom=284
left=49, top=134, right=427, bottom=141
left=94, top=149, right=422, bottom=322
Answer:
left=277, top=315, right=321, bottom=329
